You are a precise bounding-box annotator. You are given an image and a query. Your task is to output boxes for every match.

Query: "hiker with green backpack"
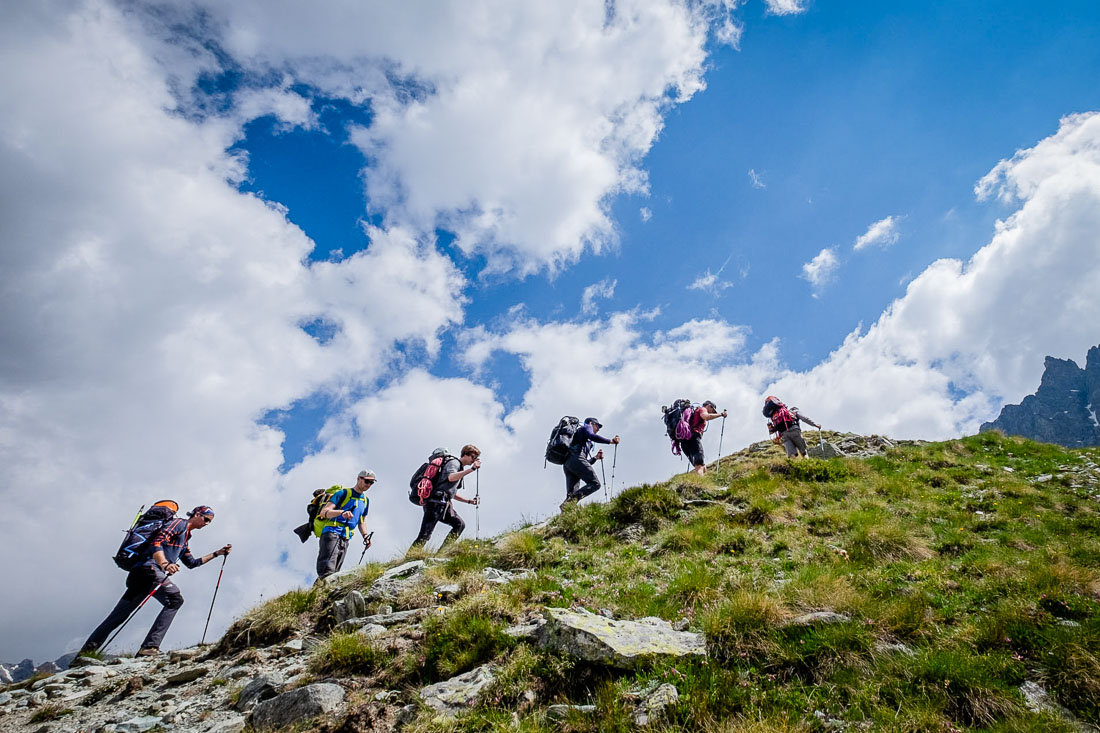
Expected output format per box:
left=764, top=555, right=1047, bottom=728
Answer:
left=311, top=470, right=375, bottom=583
left=81, top=503, right=231, bottom=657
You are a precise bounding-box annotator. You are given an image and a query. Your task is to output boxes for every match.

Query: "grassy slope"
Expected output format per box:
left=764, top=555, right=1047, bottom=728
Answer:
left=226, top=432, right=1100, bottom=732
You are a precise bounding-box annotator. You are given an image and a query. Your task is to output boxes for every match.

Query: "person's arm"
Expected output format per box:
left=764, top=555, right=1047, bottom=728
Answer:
left=447, top=458, right=482, bottom=482
left=358, top=515, right=371, bottom=544
left=702, top=410, right=728, bottom=423
left=181, top=544, right=231, bottom=569
left=587, top=426, right=614, bottom=445
left=797, top=413, right=820, bottom=428
left=319, top=491, right=353, bottom=520
left=452, top=492, right=480, bottom=505
left=150, top=521, right=181, bottom=574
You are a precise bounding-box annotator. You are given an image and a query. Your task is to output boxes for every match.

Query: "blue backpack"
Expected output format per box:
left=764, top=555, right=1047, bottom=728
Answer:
left=113, top=500, right=178, bottom=571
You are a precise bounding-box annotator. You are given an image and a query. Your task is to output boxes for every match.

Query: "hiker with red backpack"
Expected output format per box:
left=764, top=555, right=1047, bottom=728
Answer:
left=763, top=396, right=821, bottom=458
left=664, top=400, right=726, bottom=473
left=560, top=417, right=619, bottom=511
left=81, top=504, right=230, bottom=657
left=410, top=445, right=481, bottom=550
left=314, top=470, right=375, bottom=583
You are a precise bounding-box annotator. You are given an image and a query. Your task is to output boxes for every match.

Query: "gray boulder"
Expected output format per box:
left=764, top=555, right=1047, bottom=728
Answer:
left=205, top=715, right=247, bottom=733
left=332, top=590, right=368, bottom=625
left=337, top=608, right=426, bottom=632
left=116, top=716, right=163, bottom=733
left=235, top=673, right=284, bottom=712
left=166, top=665, right=209, bottom=684
left=808, top=441, right=843, bottom=458
left=251, top=682, right=345, bottom=730
left=783, top=611, right=851, bottom=628
left=633, top=682, right=679, bottom=726
left=537, top=607, right=705, bottom=669
left=418, top=664, right=495, bottom=716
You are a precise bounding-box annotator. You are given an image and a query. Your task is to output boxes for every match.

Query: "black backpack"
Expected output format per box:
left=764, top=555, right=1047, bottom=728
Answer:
left=113, top=501, right=178, bottom=571
left=409, top=450, right=455, bottom=505
left=762, top=395, right=784, bottom=418
left=544, top=416, right=581, bottom=466
left=662, top=399, right=693, bottom=441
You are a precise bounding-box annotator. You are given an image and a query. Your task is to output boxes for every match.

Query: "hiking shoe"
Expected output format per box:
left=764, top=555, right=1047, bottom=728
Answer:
left=136, top=647, right=160, bottom=657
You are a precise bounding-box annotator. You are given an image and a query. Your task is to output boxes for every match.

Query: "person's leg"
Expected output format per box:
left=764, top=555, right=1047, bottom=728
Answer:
left=781, top=431, right=800, bottom=458
left=684, top=437, right=706, bottom=475
left=139, top=577, right=184, bottom=651
left=316, top=532, right=343, bottom=579
left=411, top=503, right=443, bottom=548
left=561, top=461, right=584, bottom=509
left=440, top=502, right=466, bottom=547
left=788, top=429, right=808, bottom=457
left=568, top=455, right=602, bottom=501
left=81, top=568, right=155, bottom=652
left=331, top=535, right=350, bottom=573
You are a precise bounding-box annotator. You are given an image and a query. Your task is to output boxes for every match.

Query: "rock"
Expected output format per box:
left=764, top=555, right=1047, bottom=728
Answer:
left=0, top=692, right=11, bottom=705
left=166, top=666, right=208, bottom=684
left=29, top=691, right=47, bottom=706
left=1036, top=474, right=1054, bottom=483
left=116, top=716, right=163, bottom=733
left=361, top=560, right=427, bottom=600
left=281, top=639, right=304, bottom=653
left=235, top=674, right=284, bottom=712
left=547, top=704, right=597, bottom=720
left=332, top=590, right=368, bottom=625
left=808, top=441, right=843, bottom=459
left=633, top=682, right=678, bottom=726
left=356, top=624, right=388, bottom=639
left=617, top=524, right=646, bottom=542
left=484, top=567, right=535, bottom=584
left=220, top=664, right=251, bottom=679
left=1019, top=681, right=1091, bottom=731
left=434, top=584, right=461, bottom=602
left=418, top=664, right=495, bottom=716
left=251, top=683, right=345, bottom=730
left=337, top=608, right=426, bottom=631
left=783, top=611, right=851, bottom=628
left=537, top=607, right=706, bottom=669
left=205, top=714, right=247, bottom=733
left=168, top=648, right=204, bottom=663
left=874, top=641, right=915, bottom=656
left=376, top=604, right=394, bottom=615
left=503, top=622, right=543, bottom=640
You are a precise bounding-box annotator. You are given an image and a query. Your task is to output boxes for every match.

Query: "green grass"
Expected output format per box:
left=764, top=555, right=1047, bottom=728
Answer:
left=309, top=631, right=389, bottom=676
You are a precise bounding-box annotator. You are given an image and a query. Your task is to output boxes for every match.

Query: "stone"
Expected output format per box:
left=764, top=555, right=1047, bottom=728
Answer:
left=376, top=604, right=394, bottom=615
left=484, top=567, right=535, bottom=584
left=168, top=648, right=204, bottom=663
left=1019, top=680, right=1091, bottom=731
left=547, top=704, right=597, bottom=720
left=633, top=682, right=678, bottom=726
left=332, top=590, right=368, bottom=625
left=29, top=691, right=47, bottom=706
left=1036, top=474, right=1054, bottom=483
left=783, top=611, right=851, bottom=628
left=251, top=683, right=345, bottom=730
left=537, top=607, right=706, bottom=669
left=205, top=714, right=247, bottom=733
left=281, top=639, right=304, bottom=653
left=434, top=583, right=461, bottom=602
left=503, top=622, right=543, bottom=640
left=221, top=665, right=251, bottom=679
left=235, top=674, right=284, bottom=712
left=418, top=664, right=495, bottom=716
left=0, top=692, right=11, bottom=705
left=166, top=666, right=208, bottom=684
left=337, top=608, right=426, bottom=632
left=808, top=441, right=843, bottom=459
left=356, top=624, right=388, bottom=639
left=116, top=716, right=163, bottom=733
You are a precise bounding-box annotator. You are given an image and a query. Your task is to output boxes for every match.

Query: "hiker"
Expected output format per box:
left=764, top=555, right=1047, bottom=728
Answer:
left=764, top=396, right=821, bottom=458
left=680, top=400, right=728, bottom=476
left=81, top=506, right=230, bottom=656
left=410, top=445, right=481, bottom=549
left=315, top=470, right=375, bottom=582
left=561, top=417, right=619, bottom=511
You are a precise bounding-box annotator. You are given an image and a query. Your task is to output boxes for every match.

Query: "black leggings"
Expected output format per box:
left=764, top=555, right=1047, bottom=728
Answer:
left=411, top=501, right=465, bottom=548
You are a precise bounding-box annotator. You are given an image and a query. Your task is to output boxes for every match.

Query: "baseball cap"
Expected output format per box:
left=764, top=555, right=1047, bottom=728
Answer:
left=357, top=470, right=377, bottom=482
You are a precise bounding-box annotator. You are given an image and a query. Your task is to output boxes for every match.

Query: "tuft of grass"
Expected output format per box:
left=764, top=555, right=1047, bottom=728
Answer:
left=442, top=539, right=499, bottom=574
left=888, top=648, right=1026, bottom=728
left=215, top=587, right=320, bottom=654
left=551, top=500, right=616, bottom=542
left=497, top=530, right=543, bottom=568
left=309, top=631, right=388, bottom=676
left=702, top=591, right=786, bottom=662
left=774, top=458, right=854, bottom=483
left=29, top=703, right=73, bottom=723
left=417, top=593, right=517, bottom=683
left=846, top=512, right=932, bottom=563
left=609, top=483, right=682, bottom=530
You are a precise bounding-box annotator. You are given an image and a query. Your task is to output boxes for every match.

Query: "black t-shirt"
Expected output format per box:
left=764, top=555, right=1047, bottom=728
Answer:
left=432, top=457, right=464, bottom=502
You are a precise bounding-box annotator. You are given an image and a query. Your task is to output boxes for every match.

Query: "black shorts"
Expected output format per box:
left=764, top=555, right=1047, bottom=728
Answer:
left=680, top=436, right=705, bottom=467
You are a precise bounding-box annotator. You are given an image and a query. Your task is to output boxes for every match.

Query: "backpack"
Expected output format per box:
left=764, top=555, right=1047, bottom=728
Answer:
left=764, top=396, right=798, bottom=433
left=762, top=395, right=784, bottom=418
left=292, top=486, right=353, bottom=542
left=409, top=450, right=455, bottom=506
left=662, top=399, right=694, bottom=455
left=544, top=416, right=581, bottom=466
left=113, top=500, right=179, bottom=571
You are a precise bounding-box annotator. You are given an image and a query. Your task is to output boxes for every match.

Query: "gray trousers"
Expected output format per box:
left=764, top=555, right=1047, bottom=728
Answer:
left=82, top=565, right=183, bottom=652
left=316, top=532, right=349, bottom=579
left=781, top=427, right=808, bottom=457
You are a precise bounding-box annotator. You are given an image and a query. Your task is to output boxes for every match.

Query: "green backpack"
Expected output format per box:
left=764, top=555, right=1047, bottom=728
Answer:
left=292, top=485, right=354, bottom=543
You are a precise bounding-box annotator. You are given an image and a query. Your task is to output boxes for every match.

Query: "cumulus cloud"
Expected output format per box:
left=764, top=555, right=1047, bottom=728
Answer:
left=764, top=0, right=809, bottom=15
left=853, top=215, right=902, bottom=251
left=581, top=278, right=617, bottom=315
left=800, top=247, right=838, bottom=295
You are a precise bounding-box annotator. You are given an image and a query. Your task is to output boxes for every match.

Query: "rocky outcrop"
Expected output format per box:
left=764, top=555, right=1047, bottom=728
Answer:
left=536, top=607, right=705, bottom=669
left=418, top=664, right=495, bottom=716
left=981, top=345, right=1100, bottom=447
left=251, top=682, right=345, bottom=730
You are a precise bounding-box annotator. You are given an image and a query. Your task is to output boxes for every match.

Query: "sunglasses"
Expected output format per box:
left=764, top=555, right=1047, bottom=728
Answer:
left=360, top=478, right=375, bottom=484
left=201, top=515, right=213, bottom=524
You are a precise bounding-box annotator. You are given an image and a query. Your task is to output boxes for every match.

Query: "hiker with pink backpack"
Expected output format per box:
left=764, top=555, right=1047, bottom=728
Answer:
left=763, top=395, right=821, bottom=458
left=662, top=399, right=727, bottom=475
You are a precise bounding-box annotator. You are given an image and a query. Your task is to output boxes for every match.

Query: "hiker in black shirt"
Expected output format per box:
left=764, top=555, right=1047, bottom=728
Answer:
left=561, top=417, right=619, bottom=511
left=411, top=445, right=481, bottom=549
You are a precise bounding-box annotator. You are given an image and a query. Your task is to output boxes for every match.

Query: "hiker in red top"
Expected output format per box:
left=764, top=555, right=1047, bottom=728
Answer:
left=680, top=400, right=727, bottom=475
left=763, top=396, right=821, bottom=458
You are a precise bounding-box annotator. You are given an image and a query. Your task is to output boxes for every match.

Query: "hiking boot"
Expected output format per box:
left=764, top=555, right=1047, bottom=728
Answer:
left=136, top=647, right=160, bottom=657
left=559, top=496, right=576, bottom=512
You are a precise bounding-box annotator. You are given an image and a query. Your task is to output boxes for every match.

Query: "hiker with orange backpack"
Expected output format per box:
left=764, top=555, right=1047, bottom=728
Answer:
left=81, top=504, right=230, bottom=656
left=763, top=396, right=821, bottom=458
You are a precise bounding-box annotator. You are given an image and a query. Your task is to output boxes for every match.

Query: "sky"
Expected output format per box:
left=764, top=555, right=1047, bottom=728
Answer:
left=2, top=0, right=1100, bottom=663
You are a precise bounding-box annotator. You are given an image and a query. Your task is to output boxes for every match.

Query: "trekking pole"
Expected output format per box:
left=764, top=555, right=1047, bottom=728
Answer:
left=717, top=416, right=726, bottom=471
left=600, top=454, right=608, bottom=500
left=200, top=554, right=227, bottom=646
left=358, top=531, right=374, bottom=565
left=474, top=468, right=480, bottom=540
left=819, top=427, right=825, bottom=453
left=610, top=443, right=618, bottom=496
left=101, top=577, right=168, bottom=653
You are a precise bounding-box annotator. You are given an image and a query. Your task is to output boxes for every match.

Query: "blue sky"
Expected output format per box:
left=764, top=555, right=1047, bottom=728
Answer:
left=3, top=0, right=1100, bottom=662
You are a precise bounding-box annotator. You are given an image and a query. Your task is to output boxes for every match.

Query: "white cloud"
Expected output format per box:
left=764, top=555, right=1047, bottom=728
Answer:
left=688, top=270, right=734, bottom=294
left=852, top=215, right=902, bottom=251
left=800, top=247, right=838, bottom=295
left=748, top=168, right=766, bottom=189
left=764, top=0, right=809, bottom=15
left=581, top=278, right=617, bottom=315
left=640, top=206, right=653, bottom=222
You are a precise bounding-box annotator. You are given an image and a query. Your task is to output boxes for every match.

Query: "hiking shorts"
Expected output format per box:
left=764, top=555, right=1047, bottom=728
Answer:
left=781, top=427, right=807, bottom=457
left=679, top=436, right=705, bottom=467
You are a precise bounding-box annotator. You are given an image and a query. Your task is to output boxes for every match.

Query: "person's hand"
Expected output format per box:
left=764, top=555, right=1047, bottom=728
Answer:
left=612, top=436, right=620, bottom=444
left=162, top=563, right=179, bottom=575
left=340, top=510, right=353, bottom=520
left=218, top=545, right=232, bottom=557
left=471, top=458, right=482, bottom=471
left=469, top=496, right=481, bottom=506
left=721, top=410, right=728, bottom=418
left=363, top=535, right=372, bottom=548
left=594, top=450, right=604, bottom=461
